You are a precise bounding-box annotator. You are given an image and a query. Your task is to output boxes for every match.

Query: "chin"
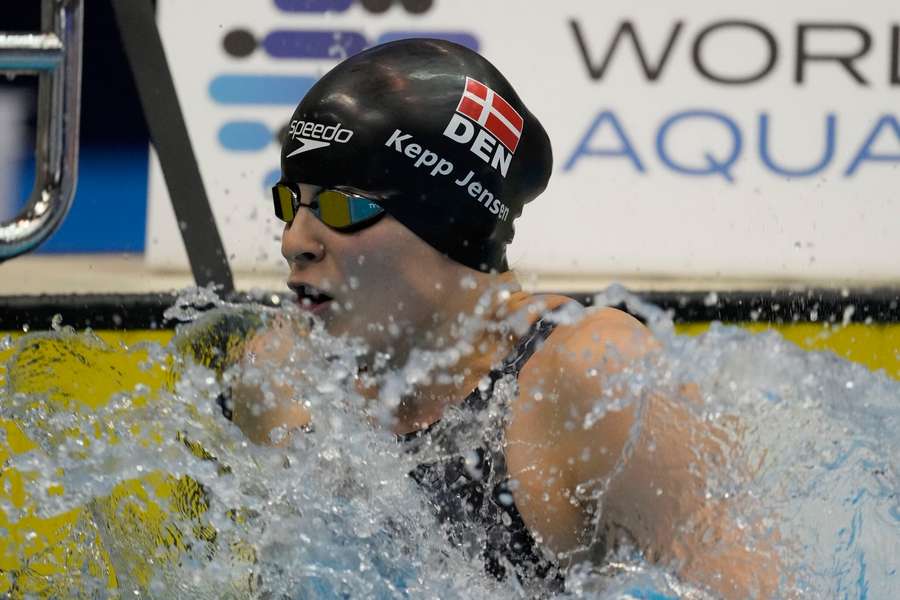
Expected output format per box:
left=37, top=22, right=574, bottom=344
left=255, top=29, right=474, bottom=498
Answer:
left=319, top=313, right=366, bottom=341
left=316, top=309, right=399, bottom=354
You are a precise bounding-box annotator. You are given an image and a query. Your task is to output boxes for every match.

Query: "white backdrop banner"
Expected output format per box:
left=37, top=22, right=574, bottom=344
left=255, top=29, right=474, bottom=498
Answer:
left=148, top=0, right=900, bottom=281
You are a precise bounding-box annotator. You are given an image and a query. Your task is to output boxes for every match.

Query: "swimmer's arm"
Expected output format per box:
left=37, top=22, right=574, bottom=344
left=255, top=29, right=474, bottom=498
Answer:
left=229, top=320, right=312, bottom=446
left=590, top=378, right=781, bottom=599
left=509, top=309, right=779, bottom=598
left=508, top=308, right=655, bottom=552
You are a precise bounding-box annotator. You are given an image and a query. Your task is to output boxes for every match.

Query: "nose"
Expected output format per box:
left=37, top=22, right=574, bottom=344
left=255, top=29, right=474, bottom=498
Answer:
left=281, top=208, right=325, bottom=266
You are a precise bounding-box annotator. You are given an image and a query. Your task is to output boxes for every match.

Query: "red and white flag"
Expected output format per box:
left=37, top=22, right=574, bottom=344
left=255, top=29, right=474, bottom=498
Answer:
left=455, top=77, right=524, bottom=153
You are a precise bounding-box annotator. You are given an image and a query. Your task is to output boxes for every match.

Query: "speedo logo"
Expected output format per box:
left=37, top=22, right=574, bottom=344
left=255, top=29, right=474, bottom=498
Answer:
left=442, top=77, right=524, bottom=179
left=286, top=120, right=354, bottom=157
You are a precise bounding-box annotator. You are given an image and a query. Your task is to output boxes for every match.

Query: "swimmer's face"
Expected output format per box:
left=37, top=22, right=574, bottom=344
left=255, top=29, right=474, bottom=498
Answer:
left=281, top=184, right=456, bottom=356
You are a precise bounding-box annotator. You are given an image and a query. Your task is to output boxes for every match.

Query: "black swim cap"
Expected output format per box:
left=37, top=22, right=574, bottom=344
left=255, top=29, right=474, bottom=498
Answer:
left=280, top=38, right=553, bottom=273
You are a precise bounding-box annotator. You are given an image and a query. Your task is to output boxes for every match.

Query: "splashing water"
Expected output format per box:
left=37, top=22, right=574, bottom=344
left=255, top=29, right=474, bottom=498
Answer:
left=0, top=286, right=897, bottom=598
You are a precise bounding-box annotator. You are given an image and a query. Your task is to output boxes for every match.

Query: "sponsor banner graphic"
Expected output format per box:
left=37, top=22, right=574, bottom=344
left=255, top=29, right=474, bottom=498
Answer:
left=148, top=0, right=900, bottom=281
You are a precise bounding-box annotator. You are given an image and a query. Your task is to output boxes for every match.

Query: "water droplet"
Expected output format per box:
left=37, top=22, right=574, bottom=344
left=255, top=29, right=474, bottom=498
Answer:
left=842, top=305, right=856, bottom=326
left=459, top=275, right=477, bottom=290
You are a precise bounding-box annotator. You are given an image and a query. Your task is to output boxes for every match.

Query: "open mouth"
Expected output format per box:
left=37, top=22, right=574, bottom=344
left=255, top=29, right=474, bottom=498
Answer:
left=289, top=283, right=334, bottom=313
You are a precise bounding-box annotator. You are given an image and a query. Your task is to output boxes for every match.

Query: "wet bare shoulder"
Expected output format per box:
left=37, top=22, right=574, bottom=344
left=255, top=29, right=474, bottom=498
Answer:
left=537, top=305, right=658, bottom=374
left=503, top=306, right=656, bottom=552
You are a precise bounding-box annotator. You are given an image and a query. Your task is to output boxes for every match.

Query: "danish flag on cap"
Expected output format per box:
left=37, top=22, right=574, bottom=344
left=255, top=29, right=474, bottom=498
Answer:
left=455, top=77, right=524, bottom=153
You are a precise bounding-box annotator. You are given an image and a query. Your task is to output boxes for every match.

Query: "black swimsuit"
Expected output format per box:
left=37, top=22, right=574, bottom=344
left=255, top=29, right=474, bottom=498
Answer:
left=214, top=306, right=574, bottom=594
left=399, top=307, right=570, bottom=593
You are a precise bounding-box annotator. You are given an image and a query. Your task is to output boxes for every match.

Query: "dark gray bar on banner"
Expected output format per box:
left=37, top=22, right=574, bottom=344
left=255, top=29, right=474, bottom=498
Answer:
left=111, top=0, right=234, bottom=294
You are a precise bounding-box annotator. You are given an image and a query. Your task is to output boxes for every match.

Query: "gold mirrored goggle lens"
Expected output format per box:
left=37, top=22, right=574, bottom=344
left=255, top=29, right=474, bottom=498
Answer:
left=317, top=190, right=353, bottom=229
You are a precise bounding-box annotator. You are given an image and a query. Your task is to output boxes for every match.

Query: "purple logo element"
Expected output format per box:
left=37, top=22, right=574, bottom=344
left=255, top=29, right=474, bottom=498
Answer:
left=274, top=0, right=353, bottom=13
left=377, top=31, right=479, bottom=52
left=264, top=30, right=368, bottom=59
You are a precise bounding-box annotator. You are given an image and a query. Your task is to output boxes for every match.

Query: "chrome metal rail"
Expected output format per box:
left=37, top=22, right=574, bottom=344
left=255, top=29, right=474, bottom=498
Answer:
left=0, top=0, right=83, bottom=261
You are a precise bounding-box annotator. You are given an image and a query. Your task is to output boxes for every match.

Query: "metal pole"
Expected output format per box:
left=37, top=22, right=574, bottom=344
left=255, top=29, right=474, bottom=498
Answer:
left=0, top=0, right=82, bottom=261
left=0, top=33, right=64, bottom=72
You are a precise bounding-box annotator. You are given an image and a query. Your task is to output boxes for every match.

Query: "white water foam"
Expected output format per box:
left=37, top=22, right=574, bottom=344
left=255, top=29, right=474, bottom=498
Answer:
left=1, top=286, right=897, bottom=598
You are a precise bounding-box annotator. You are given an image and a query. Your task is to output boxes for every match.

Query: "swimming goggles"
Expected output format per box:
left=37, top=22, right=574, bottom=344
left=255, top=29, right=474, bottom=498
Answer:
left=272, top=183, right=386, bottom=232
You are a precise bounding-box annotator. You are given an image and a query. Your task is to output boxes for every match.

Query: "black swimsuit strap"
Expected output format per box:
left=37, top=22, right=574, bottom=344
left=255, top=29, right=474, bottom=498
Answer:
left=399, top=303, right=573, bottom=442
left=503, top=305, right=568, bottom=374
left=460, top=303, right=572, bottom=415
left=400, top=303, right=574, bottom=588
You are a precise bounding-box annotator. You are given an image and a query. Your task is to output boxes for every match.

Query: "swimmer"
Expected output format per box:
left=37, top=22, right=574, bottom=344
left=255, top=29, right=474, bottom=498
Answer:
left=231, top=39, right=779, bottom=598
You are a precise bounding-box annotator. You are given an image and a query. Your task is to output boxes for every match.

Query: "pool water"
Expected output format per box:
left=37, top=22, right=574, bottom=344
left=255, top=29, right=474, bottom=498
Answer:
left=0, top=288, right=898, bottom=598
